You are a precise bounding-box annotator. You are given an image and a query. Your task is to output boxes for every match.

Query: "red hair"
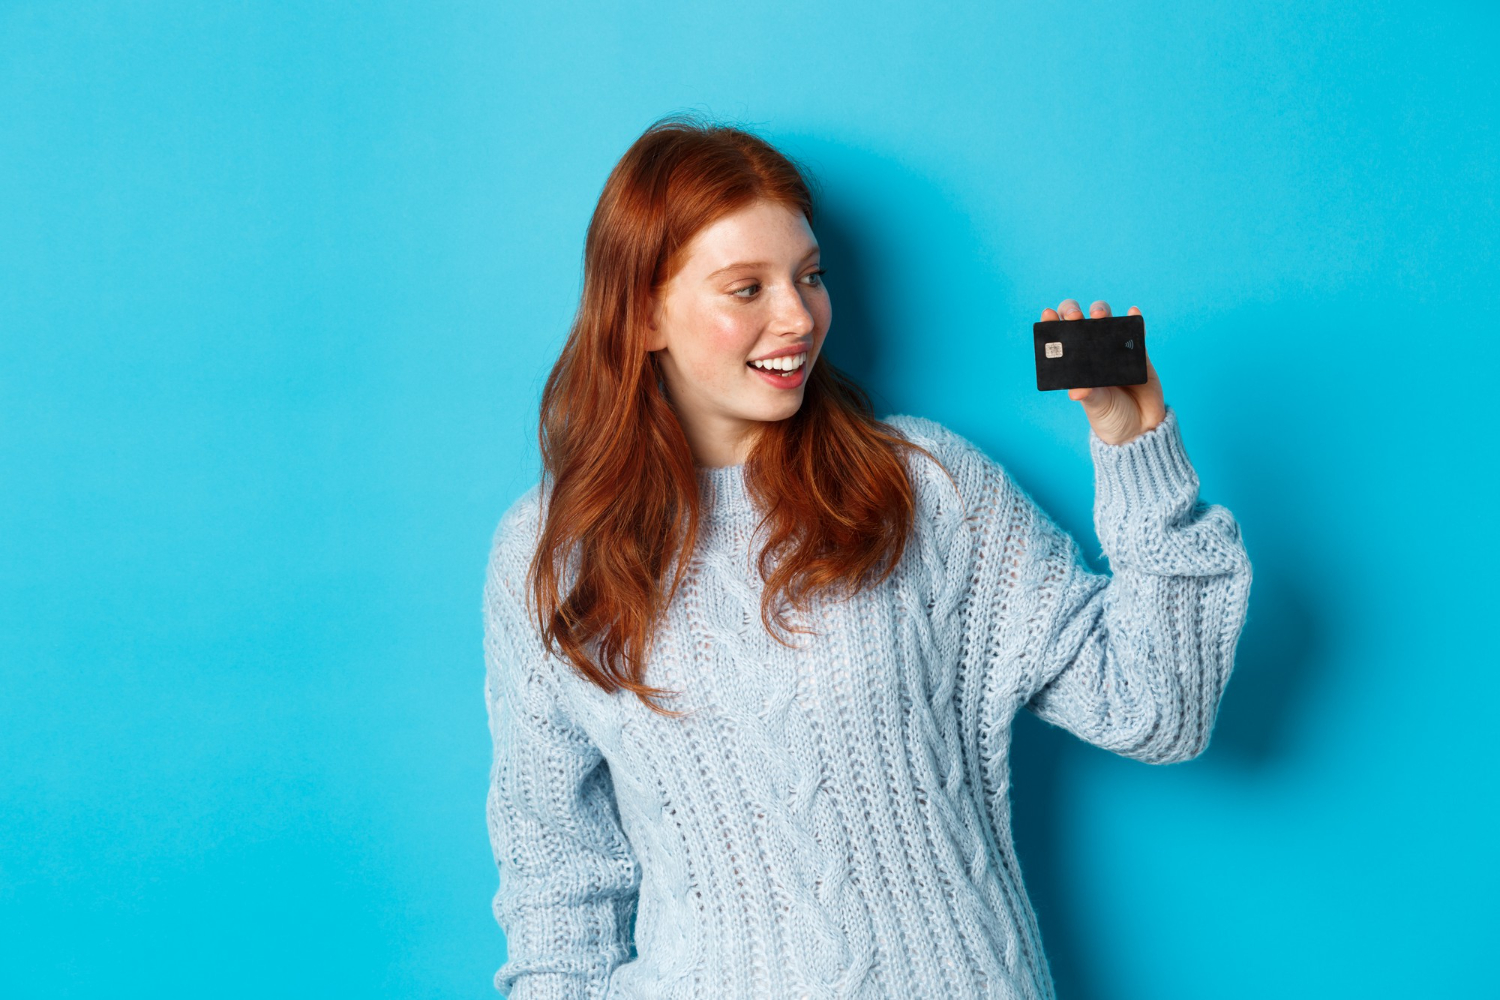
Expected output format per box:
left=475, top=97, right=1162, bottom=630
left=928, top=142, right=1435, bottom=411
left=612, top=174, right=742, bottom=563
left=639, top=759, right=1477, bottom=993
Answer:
left=528, top=112, right=945, bottom=716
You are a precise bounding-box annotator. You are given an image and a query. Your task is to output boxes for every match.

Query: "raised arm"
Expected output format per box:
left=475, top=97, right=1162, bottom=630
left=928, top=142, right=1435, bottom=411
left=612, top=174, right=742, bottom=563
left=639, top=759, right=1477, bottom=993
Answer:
left=1015, top=405, right=1252, bottom=763
left=483, top=525, right=640, bottom=998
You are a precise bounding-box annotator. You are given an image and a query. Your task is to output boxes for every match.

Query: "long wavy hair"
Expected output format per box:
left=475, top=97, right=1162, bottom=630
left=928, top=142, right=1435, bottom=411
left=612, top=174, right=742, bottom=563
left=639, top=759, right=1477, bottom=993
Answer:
left=528, top=112, right=945, bottom=716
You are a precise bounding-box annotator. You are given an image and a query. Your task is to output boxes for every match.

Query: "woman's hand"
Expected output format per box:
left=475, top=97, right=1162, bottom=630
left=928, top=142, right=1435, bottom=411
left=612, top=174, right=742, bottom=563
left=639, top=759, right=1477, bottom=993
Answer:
left=1041, top=299, right=1167, bottom=446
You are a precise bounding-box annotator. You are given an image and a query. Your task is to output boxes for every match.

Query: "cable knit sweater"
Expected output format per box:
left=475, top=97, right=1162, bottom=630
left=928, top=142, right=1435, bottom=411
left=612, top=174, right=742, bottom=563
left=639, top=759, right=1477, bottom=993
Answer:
left=482, top=404, right=1252, bottom=1000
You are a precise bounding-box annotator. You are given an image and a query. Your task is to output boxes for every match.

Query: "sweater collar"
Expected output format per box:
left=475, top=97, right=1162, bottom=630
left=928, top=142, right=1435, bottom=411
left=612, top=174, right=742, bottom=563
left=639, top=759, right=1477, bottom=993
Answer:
left=695, top=462, right=756, bottom=521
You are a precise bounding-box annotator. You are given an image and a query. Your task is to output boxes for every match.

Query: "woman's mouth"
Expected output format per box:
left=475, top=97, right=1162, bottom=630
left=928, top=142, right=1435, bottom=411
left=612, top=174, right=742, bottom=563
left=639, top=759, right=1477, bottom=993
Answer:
left=746, top=351, right=808, bottom=389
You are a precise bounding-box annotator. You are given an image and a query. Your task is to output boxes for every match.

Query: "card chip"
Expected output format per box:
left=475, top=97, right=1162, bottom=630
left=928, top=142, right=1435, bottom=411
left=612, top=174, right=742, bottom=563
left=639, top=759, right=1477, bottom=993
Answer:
left=1044, top=341, right=1063, bottom=358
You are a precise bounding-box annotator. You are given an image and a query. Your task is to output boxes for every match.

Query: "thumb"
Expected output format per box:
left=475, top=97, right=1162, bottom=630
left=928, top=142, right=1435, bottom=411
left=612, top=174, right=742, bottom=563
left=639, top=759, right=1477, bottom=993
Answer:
left=1070, top=385, right=1116, bottom=416
left=1070, top=383, right=1130, bottom=430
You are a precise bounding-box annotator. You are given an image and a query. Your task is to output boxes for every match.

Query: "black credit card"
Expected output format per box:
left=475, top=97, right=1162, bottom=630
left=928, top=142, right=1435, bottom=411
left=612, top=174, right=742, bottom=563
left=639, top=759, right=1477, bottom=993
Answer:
left=1033, top=314, right=1147, bottom=391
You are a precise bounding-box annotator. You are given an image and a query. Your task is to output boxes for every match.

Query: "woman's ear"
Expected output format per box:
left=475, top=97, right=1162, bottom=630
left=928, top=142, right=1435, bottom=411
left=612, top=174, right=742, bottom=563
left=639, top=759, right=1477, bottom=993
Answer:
left=644, top=294, right=666, bottom=352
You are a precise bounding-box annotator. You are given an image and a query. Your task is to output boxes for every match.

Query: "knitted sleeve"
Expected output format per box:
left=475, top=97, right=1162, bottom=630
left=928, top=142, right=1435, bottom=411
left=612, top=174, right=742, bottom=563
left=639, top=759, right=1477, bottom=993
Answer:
left=890, top=405, right=1252, bottom=765
left=1012, top=406, right=1252, bottom=763
left=483, top=511, right=641, bottom=999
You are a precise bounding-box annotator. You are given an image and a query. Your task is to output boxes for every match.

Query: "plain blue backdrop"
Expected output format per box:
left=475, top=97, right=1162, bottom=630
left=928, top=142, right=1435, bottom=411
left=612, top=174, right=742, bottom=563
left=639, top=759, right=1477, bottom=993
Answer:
left=2, top=2, right=1495, bottom=997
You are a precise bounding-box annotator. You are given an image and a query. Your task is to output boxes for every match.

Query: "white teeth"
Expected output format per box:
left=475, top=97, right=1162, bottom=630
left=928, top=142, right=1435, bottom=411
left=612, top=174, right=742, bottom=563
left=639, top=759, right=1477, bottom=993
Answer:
left=750, top=351, right=807, bottom=371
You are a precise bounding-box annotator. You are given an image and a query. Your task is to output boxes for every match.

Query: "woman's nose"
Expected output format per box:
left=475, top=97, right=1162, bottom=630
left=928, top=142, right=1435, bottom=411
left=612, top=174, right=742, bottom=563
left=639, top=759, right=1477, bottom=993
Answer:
left=777, top=284, right=816, bottom=334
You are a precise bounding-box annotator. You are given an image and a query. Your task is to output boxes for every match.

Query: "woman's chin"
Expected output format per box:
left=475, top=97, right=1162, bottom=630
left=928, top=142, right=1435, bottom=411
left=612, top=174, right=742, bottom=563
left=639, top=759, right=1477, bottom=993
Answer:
left=735, top=393, right=805, bottom=425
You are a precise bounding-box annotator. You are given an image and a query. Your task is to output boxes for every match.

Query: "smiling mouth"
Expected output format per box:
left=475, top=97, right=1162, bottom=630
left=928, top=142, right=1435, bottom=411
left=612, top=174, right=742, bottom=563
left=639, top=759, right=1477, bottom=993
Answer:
left=746, top=351, right=808, bottom=377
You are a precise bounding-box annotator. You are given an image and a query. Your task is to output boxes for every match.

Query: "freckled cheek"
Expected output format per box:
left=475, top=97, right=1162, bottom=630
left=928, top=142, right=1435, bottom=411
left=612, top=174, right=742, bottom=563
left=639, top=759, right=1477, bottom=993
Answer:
left=813, top=294, right=833, bottom=336
left=805, top=312, right=831, bottom=360
left=693, top=315, right=758, bottom=382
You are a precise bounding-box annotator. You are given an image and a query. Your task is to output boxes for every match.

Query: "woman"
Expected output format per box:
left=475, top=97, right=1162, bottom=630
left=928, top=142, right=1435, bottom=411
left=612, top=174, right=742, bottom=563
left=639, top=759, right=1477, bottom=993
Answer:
left=482, top=113, right=1252, bottom=1000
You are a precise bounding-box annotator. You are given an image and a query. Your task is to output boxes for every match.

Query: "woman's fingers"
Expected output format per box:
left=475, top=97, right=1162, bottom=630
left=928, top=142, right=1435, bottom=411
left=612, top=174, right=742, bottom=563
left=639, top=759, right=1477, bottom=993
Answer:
left=1058, top=299, right=1117, bottom=318
left=1042, top=301, right=1145, bottom=320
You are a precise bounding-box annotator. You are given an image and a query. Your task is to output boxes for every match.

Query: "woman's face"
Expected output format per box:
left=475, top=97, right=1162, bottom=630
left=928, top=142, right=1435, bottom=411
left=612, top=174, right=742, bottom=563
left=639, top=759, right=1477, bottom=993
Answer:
left=646, top=198, right=831, bottom=467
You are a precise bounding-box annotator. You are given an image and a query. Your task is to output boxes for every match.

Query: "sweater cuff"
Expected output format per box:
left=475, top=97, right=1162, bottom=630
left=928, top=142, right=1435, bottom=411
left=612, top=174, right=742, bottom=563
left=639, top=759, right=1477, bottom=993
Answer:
left=501, top=971, right=602, bottom=1000
left=1089, top=404, right=1199, bottom=531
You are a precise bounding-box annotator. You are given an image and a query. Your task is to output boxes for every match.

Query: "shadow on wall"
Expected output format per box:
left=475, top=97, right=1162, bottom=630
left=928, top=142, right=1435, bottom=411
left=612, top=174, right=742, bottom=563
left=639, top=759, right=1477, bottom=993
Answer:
left=781, top=132, right=1013, bottom=419
left=781, top=135, right=1318, bottom=1000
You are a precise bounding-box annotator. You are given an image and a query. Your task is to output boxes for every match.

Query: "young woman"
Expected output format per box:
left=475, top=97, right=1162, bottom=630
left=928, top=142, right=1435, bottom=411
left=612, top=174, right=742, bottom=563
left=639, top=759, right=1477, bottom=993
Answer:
left=482, top=114, right=1252, bottom=1000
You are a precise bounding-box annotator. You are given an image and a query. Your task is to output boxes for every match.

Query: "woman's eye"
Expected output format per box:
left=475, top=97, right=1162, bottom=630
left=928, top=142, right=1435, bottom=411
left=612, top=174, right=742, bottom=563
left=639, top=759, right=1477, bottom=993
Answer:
left=733, top=269, right=824, bottom=299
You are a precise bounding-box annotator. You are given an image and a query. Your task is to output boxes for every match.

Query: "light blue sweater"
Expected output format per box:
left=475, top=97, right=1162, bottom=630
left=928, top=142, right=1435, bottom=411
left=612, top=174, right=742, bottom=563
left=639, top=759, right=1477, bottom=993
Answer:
left=482, top=405, right=1252, bottom=999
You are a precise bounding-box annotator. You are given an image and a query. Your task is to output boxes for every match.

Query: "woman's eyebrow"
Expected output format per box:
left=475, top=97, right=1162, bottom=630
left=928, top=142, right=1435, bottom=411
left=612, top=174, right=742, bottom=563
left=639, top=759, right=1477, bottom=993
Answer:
left=703, top=247, right=820, bottom=282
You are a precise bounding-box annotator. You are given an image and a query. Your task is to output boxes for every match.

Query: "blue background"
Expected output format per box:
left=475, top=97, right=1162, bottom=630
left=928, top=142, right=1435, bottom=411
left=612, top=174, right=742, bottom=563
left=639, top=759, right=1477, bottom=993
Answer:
left=2, top=2, right=1494, bottom=997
